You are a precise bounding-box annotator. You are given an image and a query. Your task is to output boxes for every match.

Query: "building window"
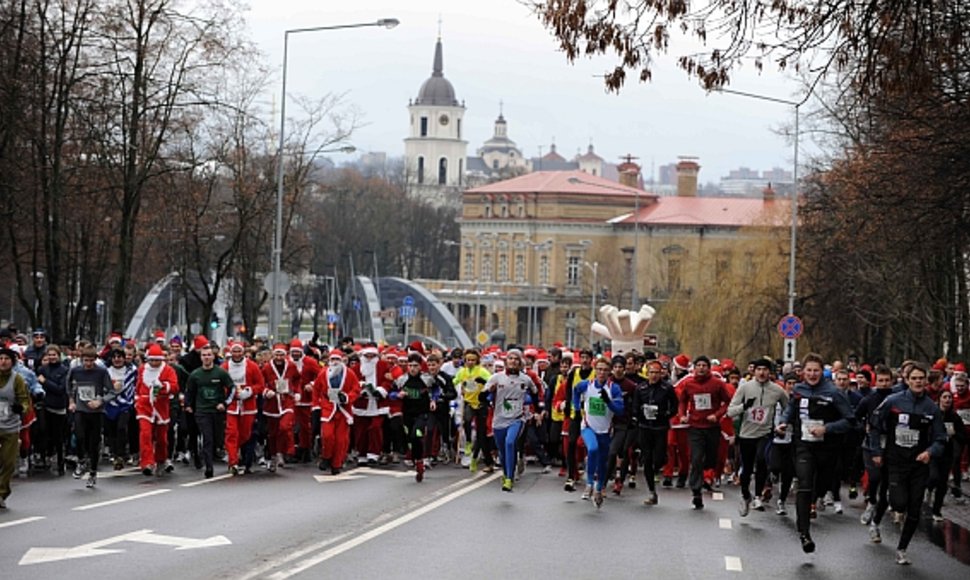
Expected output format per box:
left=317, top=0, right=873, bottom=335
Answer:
left=492, top=159, right=499, bottom=170
left=464, top=252, right=474, bottom=280
left=481, top=253, right=493, bottom=282
left=539, top=255, right=550, bottom=285
left=484, top=204, right=492, bottom=218
left=457, top=118, right=461, bottom=139
left=565, top=311, right=577, bottom=349
left=438, top=158, right=448, bottom=185
left=514, top=254, right=525, bottom=283
left=566, top=255, right=580, bottom=286
left=667, top=259, right=682, bottom=292
left=498, top=254, right=509, bottom=282
left=500, top=204, right=508, bottom=218
left=459, top=158, right=463, bottom=185
left=417, top=157, right=424, bottom=184
left=420, top=117, right=428, bottom=137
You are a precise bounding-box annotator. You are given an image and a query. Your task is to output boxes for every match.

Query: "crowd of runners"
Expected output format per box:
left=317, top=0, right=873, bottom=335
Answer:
left=1, top=327, right=968, bottom=566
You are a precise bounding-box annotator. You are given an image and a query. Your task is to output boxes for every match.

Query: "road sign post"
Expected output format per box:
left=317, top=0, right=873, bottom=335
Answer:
left=778, top=315, right=803, bottom=363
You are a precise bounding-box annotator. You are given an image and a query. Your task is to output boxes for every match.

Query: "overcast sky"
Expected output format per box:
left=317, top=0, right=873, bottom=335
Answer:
left=243, top=0, right=806, bottom=184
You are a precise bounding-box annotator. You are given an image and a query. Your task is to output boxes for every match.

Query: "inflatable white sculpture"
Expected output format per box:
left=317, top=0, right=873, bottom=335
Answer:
left=591, top=304, right=656, bottom=355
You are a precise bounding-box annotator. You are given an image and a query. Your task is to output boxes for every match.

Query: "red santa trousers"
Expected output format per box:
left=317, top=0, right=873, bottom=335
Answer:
left=267, top=414, right=295, bottom=457
left=294, top=406, right=312, bottom=451
left=663, top=428, right=691, bottom=478
left=321, top=413, right=351, bottom=469
left=139, top=420, right=168, bottom=468
left=225, top=414, right=254, bottom=467
left=354, top=415, right=384, bottom=457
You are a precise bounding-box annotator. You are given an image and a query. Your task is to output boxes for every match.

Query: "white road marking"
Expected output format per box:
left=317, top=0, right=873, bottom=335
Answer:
left=0, top=516, right=45, bottom=529
left=719, top=518, right=733, bottom=529
left=20, top=528, right=230, bottom=565
left=72, top=489, right=171, bottom=511
left=355, top=467, right=416, bottom=478
left=712, top=492, right=724, bottom=501
left=313, top=474, right=366, bottom=483
left=234, top=533, right=351, bottom=580
left=181, top=474, right=233, bottom=487
left=96, top=467, right=144, bottom=479
left=269, top=473, right=502, bottom=579
left=725, top=556, right=743, bottom=571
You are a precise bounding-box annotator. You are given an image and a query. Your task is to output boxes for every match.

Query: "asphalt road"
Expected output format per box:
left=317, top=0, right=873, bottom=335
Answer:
left=2, top=460, right=968, bottom=579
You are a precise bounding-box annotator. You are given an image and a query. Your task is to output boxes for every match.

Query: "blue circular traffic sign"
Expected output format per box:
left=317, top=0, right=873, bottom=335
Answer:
left=777, top=315, right=803, bottom=339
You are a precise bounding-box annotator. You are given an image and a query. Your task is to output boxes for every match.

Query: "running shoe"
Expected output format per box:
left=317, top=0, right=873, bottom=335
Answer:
left=895, top=550, right=910, bottom=565
left=142, top=465, right=155, bottom=477
left=541, top=465, right=552, bottom=474
left=817, top=499, right=826, bottom=513
left=848, top=485, right=858, bottom=499
left=643, top=492, right=658, bottom=506
left=558, top=466, right=567, bottom=477
left=692, top=495, right=704, bottom=510
left=869, top=524, right=881, bottom=543
left=810, top=503, right=818, bottom=519
left=662, top=477, right=673, bottom=488
left=482, top=465, right=495, bottom=474
left=776, top=500, right=787, bottom=515
left=752, top=498, right=765, bottom=511
left=564, top=479, right=576, bottom=492
left=469, top=458, right=478, bottom=473
left=73, top=462, right=85, bottom=479
left=800, top=533, right=815, bottom=553
left=0, top=497, right=6, bottom=509
left=164, top=460, right=174, bottom=473
left=229, top=464, right=239, bottom=476
left=86, top=472, right=97, bottom=488
left=627, top=476, right=636, bottom=489
left=932, top=513, right=944, bottom=523
left=860, top=503, right=875, bottom=525
left=594, top=490, right=604, bottom=509
left=502, top=477, right=512, bottom=492
left=581, top=486, right=592, bottom=500
left=834, top=501, right=843, bottom=514
left=612, top=479, right=623, bottom=495
left=113, top=457, right=125, bottom=471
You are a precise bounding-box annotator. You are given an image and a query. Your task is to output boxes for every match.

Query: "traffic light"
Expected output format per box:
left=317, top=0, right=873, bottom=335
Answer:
left=210, top=313, right=220, bottom=330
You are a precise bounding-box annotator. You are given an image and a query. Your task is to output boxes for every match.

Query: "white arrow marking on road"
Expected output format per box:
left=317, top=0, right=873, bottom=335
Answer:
left=355, top=467, right=416, bottom=478
left=313, top=474, right=366, bottom=483
left=712, top=492, right=724, bottom=501
left=181, top=474, right=233, bottom=487
left=73, top=489, right=171, bottom=511
left=19, top=528, right=231, bottom=566
left=0, top=516, right=46, bottom=529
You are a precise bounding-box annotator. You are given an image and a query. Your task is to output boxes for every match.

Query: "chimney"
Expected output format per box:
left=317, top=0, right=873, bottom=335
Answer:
left=617, top=154, right=642, bottom=189
left=676, top=157, right=700, bottom=197
left=763, top=182, right=776, bottom=202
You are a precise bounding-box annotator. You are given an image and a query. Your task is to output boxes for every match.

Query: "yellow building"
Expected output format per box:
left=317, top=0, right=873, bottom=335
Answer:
left=419, top=160, right=791, bottom=359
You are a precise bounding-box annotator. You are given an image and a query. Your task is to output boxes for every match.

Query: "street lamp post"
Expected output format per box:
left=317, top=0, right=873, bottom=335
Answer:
left=583, top=261, right=598, bottom=347
left=718, top=88, right=805, bottom=360
left=270, top=18, right=399, bottom=340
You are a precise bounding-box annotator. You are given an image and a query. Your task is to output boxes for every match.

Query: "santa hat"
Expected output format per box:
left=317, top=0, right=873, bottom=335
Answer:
left=523, top=348, right=538, bottom=359
left=360, top=345, right=379, bottom=357
left=154, top=330, right=166, bottom=343
left=146, top=344, right=165, bottom=360
left=955, top=362, right=967, bottom=373
left=193, top=335, right=209, bottom=351
left=108, top=333, right=123, bottom=345
left=229, top=341, right=245, bottom=352
left=272, top=343, right=288, bottom=354
left=932, top=358, right=947, bottom=371
left=673, top=354, right=690, bottom=370
left=328, top=349, right=345, bottom=361
left=409, top=341, right=425, bottom=356
left=289, top=338, right=303, bottom=352
left=721, top=358, right=735, bottom=371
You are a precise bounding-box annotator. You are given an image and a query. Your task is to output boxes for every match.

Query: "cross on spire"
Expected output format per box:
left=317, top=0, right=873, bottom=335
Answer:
left=619, top=154, right=640, bottom=164
left=437, top=14, right=442, bottom=38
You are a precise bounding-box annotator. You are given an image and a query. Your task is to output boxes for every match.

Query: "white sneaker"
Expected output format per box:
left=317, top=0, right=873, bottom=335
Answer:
left=860, top=503, right=875, bottom=525
left=581, top=486, right=592, bottom=500
left=17, top=457, right=28, bottom=477
left=895, top=550, right=910, bottom=565
left=869, top=524, right=881, bottom=544
left=823, top=491, right=835, bottom=506
left=834, top=501, right=843, bottom=514
left=86, top=472, right=97, bottom=488
left=752, top=498, right=765, bottom=511
left=776, top=499, right=787, bottom=515
left=932, top=513, right=944, bottom=523
left=163, top=460, right=174, bottom=473
left=739, top=497, right=751, bottom=517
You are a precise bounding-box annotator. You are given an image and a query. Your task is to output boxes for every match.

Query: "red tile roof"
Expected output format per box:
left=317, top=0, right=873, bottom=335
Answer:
left=467, top=170, right=653, bottom=198
left=619, top=196, right=791, bottom=228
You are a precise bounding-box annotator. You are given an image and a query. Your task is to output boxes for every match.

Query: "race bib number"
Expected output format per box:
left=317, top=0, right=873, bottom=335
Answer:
left=275, top=378, right=289, bottom=395
left=693, top=393, right=712, bottom=411
left=945, top=422, right=955, bottom=438
left=0, top=400, right=9, bottom=418
left=78, top=386, right=96, bottom=402
left=328, top=387, right=341, bottom=403
left=957, top=409, right=970, bottom=424
left=747, top=406, right=768, bottom=425
left=895, top=425, right=919, bottom=448
left=588, top=396, right=607, bottom=417
left=642, top=404, right=658, bottom=421
left=501, top=398, right=523, bottom=418
left=801, top=419, right=824, bottom=442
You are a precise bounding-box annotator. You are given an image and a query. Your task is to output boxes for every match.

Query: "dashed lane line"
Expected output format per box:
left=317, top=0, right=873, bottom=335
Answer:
left=725, top=556, right=743, bottom=571
left=181, top=474, right=234, bottom=487
left=0, top=516, right=45, bottom=529
left=719, top=518, right=733, bottom=529
left=72, top=489, right=171, bottom=511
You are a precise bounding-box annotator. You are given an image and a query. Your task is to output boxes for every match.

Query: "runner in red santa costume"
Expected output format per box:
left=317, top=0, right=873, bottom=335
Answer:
left=353, top=343, right=390, bottom=465
left=135, top=344, right=180, bottom=476
left=313, top=349, right=361, bottom=474
left=289, top=339, right=320, bottom=463
left=222, top=341, right=264, bottom=475
left=261, top=343, right=300, bottom=472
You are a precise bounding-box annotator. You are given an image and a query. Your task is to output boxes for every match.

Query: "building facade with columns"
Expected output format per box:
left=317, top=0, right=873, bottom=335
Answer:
left=419, top=159, right=791, bottom=356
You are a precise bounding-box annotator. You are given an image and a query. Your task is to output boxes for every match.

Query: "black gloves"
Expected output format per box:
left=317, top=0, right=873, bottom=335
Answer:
left=743, top=397, right=755, bottom=410
left=338, top=392, right=348, bottom=404
left=474, top=377, right=487, bottom=386
left=32, top=390, right=46, bottom=403
left=600, top=387, right=611, bottom=402
left=12, top=402, right=25, bottom=416
left=478, top=390, right=490, bottom=405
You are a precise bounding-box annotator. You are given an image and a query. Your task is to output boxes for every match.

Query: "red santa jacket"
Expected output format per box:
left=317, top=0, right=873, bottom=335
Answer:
left=135, top=363, right=180, bottom=424
left=260, top=360, right=300, bottom=417
left=222, top=357, right=264, bottom=415
left=353, top=358, right=393, bottom=417
left=292, top=355, right=322, bottom=407
left=312, top=364, right=361, bottom=423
